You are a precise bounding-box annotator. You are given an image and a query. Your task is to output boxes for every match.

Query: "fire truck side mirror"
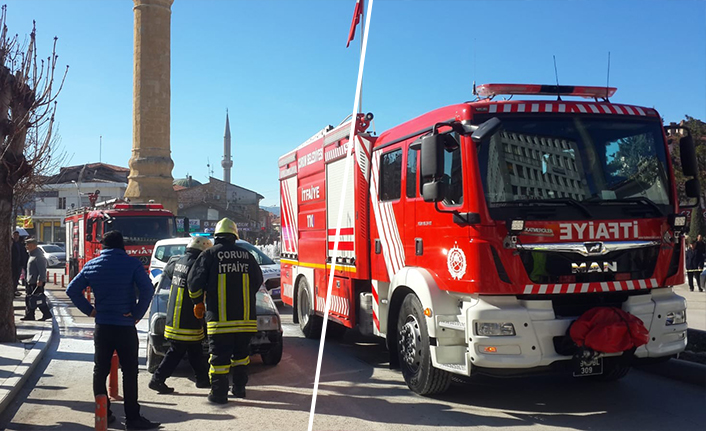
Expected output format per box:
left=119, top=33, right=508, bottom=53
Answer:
left=681, top=179, right=701, bottom=208
left=422, top=181, right=445, bottom=203
left=420, top=133, right=445, bottom=181
left=679, top=134, right=698, bottom=177
left=471, top=117, right=502, bottom=144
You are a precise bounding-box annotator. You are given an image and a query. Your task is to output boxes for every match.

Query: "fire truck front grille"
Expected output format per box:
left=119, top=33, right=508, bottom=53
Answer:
left=518, top=245, right=660, bottom=284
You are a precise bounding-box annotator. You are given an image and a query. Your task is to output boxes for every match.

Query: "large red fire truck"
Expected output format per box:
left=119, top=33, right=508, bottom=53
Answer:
left=65, top=199, right=176, bottom=278
left=279, top=83, right=701, bottom=395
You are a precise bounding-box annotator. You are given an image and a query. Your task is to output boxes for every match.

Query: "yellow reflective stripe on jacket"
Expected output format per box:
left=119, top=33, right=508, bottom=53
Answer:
left=189, top=288, right=203, bottom=299
left=173, top=287, right=184, bottom=330
left=231, top=356, right=250, bottom=367
left=206, top=320, right=257, bottom=329
left=165, top=326, right=203, bottom=334
left=218, top=273, right=227, bottom=322
left=243, top=273, right=250, bottom=321
left=206, top=320, right=257, bottom=335
left=164, top=331, right=204, bottom=342
left=209, top=364, right=230, bottom=375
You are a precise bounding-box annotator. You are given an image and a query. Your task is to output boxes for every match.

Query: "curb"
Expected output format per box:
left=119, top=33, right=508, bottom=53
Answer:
left=636, top=358, right=706, bottom=388
left=0, top=301, right=55, bottom=416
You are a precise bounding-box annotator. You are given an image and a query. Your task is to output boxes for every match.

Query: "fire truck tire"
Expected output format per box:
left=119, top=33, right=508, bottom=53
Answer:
left=146, top=338, right=159, bottom=374
left=397, top=294, right=451, bottom=395
left=261, top=342, right=283, bottom=365
left=297, top=278, right=322, bottom=339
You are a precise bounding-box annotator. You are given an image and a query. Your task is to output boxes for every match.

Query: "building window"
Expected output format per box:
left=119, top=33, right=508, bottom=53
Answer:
left=379, top=149, right=402, bottom=201
left=57, top=197, right=66, bottom=210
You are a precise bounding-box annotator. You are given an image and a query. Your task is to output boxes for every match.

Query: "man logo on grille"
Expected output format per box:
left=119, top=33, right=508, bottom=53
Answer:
left=447, top=242, right=466, bottom=280
left=585, top=242, right=603, bottom=255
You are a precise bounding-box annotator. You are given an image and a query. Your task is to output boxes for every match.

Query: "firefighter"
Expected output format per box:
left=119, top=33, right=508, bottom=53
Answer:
left=149, top=236, right=213, bottom=394
left=188, top=218, right=263, bottom=404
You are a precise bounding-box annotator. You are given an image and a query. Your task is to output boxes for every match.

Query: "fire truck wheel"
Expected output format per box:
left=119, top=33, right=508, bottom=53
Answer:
left=146, top=338, right=159, bottom=374
left=397, top=294, right=451, bottom=395
left=297, top=278, right=322, bottom=339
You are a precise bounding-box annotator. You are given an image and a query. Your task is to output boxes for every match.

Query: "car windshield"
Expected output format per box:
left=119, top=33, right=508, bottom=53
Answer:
left=41, top=245, right=63, bottom=253
left=105, top=216, right=175, bottom=245
left=154, top=244, right=187, bottom=263
left=476, top=115, right=671, bottom=220
left=237, top=241, right=275, bottom=265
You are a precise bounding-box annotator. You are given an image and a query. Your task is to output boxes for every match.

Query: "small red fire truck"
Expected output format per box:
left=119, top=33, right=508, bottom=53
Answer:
left=65, top=199, right=177, bottom=278
left=279, top=83, right=701, bottom=395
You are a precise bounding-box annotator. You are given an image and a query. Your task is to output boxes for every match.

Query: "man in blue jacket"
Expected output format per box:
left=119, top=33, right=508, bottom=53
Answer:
left=66, top=231, right=161, bottom=430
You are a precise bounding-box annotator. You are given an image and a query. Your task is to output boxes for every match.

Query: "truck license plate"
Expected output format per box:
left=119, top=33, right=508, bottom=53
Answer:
left=573, top=356, right=603, bottom=377
left=271, top=288, right=281, bottom=296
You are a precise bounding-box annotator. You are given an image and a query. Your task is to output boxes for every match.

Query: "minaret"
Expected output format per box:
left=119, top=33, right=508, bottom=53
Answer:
left=221, top=110, right=233, bottom=184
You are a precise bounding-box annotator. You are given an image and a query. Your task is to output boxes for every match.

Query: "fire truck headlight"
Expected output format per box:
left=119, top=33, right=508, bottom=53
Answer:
left=257, top=315, right=281, bottom=331
left=665, top=310, right=686, bottom=326
left=475, top=322, right=516, bottom=336
left=507, top=219, right=525, bottom=234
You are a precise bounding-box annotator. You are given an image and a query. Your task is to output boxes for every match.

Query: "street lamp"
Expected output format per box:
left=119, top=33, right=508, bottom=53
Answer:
left=71, top=180, right=81, bottom=208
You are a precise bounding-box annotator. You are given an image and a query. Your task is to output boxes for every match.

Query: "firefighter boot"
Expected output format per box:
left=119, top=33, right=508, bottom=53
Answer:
left=208, top=374, right=229, bottom=404
left=230, top=367, right=248, bottom=398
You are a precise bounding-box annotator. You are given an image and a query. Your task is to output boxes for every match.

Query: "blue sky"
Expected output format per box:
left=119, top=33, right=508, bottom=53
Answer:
left=4, top=0, right=705, bottom=206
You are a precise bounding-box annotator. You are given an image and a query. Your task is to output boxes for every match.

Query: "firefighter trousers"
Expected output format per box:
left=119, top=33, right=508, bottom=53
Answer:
left=153, top=340, right=208, bottom=384
left=208, top=333, right=252, bottom=396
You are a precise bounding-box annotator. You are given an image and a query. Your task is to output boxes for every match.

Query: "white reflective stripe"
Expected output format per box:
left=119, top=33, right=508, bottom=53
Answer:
left=589, top=105, right=600, bottom=113
left=580, top=283, right=590, bottom=293
left=650, top=278, right=658, bottom=288
left=552, top=284, right=562, bottom=294
left=577, top=104, right=587, bottom=113
left=614, top=105, right=624, bottom=114
left=613, top=281, right=621, bottom=291
left=380, top=201, right=403, bottom=273
left=567, top=284, right=576, bottom=293
left=545, top=103, right=553, bottom=112
left=539, top=284, right=548, bottom=294
left=524, top=284, right=533, bottom=294
left=601, top=105, right=612, bottom=114
left=531, top=104, right=540, bottom=112
left=369, top=154, right=394, bottom=279
left=503, top=104, right=512, bottom=113
left=635, top=107, right=646, bottom=116
left=558, top=104, right=566, bottom=112
left=518, top=104, right=526, bottom=112
left=626, top=280, right=635, bottom=290
left=624, top=106, right=636, bottom=115
left=600, top=282, right=609, bottom=292
left=639, top=279, right=647, bottom=289
left=489, top=104, right=497, bottom=113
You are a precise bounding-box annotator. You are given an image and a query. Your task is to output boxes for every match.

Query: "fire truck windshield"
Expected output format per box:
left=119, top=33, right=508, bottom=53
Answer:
left=104, top=216, right=175, bottom=245
left=475, top=115, right=671, bottom=220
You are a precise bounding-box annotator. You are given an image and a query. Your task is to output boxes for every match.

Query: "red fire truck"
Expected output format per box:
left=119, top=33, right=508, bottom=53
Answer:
left=65, top=199, right=177, bottom=278
left=279, top=83, right=701, bottom=395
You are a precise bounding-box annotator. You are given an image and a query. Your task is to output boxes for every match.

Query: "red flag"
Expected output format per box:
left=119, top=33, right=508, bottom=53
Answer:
left=346, top=0, right=364, bottom=48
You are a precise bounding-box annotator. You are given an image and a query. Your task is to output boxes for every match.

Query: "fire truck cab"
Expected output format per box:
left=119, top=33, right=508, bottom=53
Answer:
left=65, top=199, right=176, bottom=278
left=279, top=84, right=700, bottom=395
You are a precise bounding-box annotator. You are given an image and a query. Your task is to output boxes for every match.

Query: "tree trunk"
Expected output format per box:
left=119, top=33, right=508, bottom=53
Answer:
left=0, top=179, right=17, bottom=342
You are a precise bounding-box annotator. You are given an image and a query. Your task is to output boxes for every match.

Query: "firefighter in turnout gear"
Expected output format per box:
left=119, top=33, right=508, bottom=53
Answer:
left=188, top=218, right=263, bottom=404
left=149, top=236, right=212, bottom=394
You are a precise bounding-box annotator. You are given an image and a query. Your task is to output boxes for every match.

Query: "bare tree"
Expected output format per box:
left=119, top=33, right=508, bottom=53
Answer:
left=0, top=5, right=67, bottom=342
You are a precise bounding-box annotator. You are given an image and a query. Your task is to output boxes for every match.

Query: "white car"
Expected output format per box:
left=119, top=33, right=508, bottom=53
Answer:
left=149, top=235, right=281, bottom=300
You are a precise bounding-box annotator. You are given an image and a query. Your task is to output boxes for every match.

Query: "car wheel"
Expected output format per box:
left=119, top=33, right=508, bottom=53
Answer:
left=261, top=342, right=283, bottom=365
left=397, top=294, right=451, bottom=395
left=146, top=337, right=159, bottom=374
left=297, top=278, right=322, bottom=339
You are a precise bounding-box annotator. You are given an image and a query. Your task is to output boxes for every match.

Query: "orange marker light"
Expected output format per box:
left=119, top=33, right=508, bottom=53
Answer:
left=424, top=308, right=432, bottom=317
left=483, top=346, right=498, bottom=353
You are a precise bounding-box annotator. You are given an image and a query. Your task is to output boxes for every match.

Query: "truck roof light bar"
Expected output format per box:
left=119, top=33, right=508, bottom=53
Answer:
left=476, top=83, right=617, bottom=99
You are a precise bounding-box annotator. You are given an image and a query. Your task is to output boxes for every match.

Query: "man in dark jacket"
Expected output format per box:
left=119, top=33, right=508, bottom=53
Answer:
left=686, top=241, right=704, bottom=292
left=21, top=238, right=51, bottom=321
left=188, top=218, right=263, bottom=404
left=149, top=236, right=212, bottom=394
left=11, top=231, right=27, bottom=297
left=66, top=231, right=160, bottom=430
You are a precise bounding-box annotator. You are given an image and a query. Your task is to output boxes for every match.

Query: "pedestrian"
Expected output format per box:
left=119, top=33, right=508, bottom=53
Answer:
left=148, top=236, right=212, bottom=394
left=65, top=230, right=161, bottom=430
left=11, top=230, right=28, bottom=297
left=188, top=218, right=263, bottom=404
left=20, top=237, right=52, bottom=321
left=696, top=234, right=706, bottom=270
left=686, top=240, right=704, bottom=292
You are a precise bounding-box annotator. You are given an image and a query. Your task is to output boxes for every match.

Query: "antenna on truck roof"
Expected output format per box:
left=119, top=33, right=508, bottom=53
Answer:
left=553, top=55, right=561, bottom=101
left=605, top=51, right=612, bottom=103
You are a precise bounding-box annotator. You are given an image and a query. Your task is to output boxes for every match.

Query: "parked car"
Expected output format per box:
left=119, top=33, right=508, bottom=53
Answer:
left=38, top=244, right=66, bottom=268
left=147, top=262, right=283, bottom=373
left=149, top=235, right=281, bottom=300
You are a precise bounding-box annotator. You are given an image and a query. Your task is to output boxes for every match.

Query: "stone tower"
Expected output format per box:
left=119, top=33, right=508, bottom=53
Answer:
left=221, top=111, right=233, bottom=184
left=124, top=0, right=178, bottom=214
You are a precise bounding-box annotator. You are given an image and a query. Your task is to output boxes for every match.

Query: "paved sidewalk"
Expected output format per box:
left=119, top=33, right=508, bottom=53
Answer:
left=0, top=287, right=55, bottom=415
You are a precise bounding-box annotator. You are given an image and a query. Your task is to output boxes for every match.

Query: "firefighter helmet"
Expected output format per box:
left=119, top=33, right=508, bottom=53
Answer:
left=214, top=218, right=239, bottom=238
left=187, top=236, right=212, bottom=252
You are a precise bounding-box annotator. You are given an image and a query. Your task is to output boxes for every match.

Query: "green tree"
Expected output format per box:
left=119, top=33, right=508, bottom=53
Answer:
left=668, top=116, right=706, bottom=204
left=689, top=208, right=706, bottom=240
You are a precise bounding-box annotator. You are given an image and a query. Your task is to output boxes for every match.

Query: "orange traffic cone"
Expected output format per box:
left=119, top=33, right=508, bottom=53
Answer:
left=95, top=394, right=108, bottom=431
